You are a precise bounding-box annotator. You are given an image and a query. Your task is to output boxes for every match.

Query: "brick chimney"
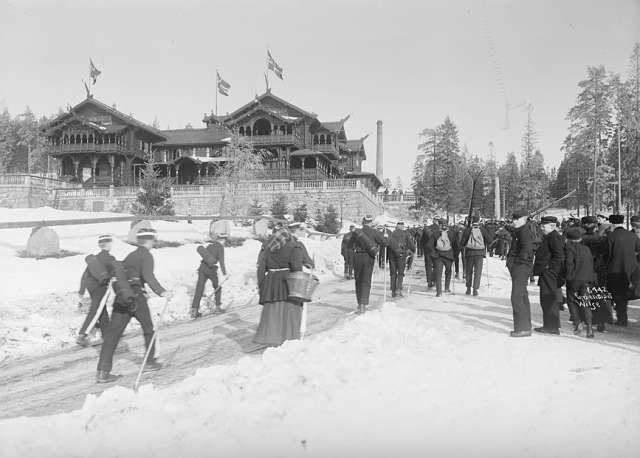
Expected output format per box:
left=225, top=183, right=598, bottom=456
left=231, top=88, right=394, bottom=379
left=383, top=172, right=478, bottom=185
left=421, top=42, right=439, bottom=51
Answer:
left=376, top=120, right=383, bottom=179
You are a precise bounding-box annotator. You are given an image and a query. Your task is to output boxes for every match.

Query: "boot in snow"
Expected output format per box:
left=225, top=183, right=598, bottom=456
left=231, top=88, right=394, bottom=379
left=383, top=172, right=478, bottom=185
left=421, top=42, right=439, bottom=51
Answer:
left=144, top=359, right=163, bottom=372
left=96, top=370, right=121, bottom=384
left=465, top=288, right=472, bottom=295
left=190, top=308, right=202, bottom=319
left=585, top=324, right=594, bottom=338
left=76, top=334, right=90, bottom=347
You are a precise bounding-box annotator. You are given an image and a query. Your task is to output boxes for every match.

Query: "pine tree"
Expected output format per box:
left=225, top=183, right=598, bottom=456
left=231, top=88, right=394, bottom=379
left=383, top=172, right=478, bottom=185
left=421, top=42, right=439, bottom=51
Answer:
left=131, top=163, right=175, bottom=215
left=566, top=65, right=614, bottom=212
left=293, top=203, right=308, bottom=222
left=0, top=109, right=14, bottom=174
left=322, top=205, right=340, bottom=234
left=270, top=193, right=288, bottom=220
left=248, top=199, right=264, bottom=219
left=498, top=152, right=521, bottom=215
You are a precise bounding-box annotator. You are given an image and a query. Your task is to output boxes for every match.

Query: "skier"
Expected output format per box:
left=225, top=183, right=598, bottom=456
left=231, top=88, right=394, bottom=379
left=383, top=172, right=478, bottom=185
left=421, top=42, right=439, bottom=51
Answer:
left=564, top=227, right=597, bottom=338
left=507, top=209, right=534, bottom=337
left=605, top=214, right=640, bottom=327
left=77, top=234, right=115, bottom=347
left=533, top=216, right=565, bottom=335
left=460, top=216, right=489, bottom=296
left=420, top=220, right=439, bottom=288
left=341, top=225, right=356, bottom=279
left=352, top=215, right=388, bottom=313
left=190, top=233, right=227, bottom=318
left=431, top=221, right=456, bottom=297
left=388, top=221, right=414, bottom=297
left=96, top=228, right=172, bottom=383
left=253, top=227, right=304, bottom=346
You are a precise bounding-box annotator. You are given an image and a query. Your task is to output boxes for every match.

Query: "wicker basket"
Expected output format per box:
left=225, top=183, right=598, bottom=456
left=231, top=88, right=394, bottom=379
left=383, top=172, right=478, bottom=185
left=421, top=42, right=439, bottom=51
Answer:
left=287, top=270, right=319, bottom=302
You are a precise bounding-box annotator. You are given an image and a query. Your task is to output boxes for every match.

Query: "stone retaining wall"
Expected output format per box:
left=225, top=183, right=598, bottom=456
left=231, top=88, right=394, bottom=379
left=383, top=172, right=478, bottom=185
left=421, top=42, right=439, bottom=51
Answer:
left=53, top=180, right=384, bottom=221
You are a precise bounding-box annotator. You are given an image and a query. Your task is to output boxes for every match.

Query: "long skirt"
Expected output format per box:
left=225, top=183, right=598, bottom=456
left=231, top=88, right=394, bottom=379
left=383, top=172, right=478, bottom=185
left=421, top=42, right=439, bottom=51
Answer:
left=253, top=300, right=302, bottom=346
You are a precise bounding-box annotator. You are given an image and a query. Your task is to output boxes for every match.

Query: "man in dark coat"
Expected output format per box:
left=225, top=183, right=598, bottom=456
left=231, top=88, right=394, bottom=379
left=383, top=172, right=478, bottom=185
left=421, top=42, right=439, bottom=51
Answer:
left=606, top=214, right=640, bottom=326
left=581, top=216, right=612, bottom=331
left=388, top=221, right=415, bottom=297
left=431, top=223, right=456, bottom=297
left=460, top=216, right=489, bottom=296
left=77, top=234, right=116, bottom=347
left=96, top=228, right=172, bottom=383
left=352, top=216, right=388, bottom=313
left=507, top=209, right=534, bottom=337
left=420, top=221, right=439, bottom=288
left=533, top=216, right=565, bottom=334
left=191, top=234, right=227, bottom=318
left=341, top=225, right=356, bottom=279
left=565, top=227, right=597, bottom=338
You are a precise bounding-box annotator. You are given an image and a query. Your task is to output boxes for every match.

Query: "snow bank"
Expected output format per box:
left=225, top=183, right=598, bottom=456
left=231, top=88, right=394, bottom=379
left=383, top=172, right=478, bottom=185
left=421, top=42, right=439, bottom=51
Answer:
left=1, top=302, right=638, bottom=458
left=0, top=208, right=344, bottom=361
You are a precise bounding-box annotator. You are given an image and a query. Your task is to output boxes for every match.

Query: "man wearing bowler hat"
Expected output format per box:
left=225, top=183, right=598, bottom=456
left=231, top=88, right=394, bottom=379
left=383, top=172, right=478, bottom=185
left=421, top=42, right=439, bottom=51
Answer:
left=533, top=216, right=565, bottom=334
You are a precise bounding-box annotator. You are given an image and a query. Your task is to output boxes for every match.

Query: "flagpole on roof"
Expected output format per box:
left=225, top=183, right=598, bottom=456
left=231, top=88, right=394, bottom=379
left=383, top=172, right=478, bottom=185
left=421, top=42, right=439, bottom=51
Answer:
left=215, top=69, right=218, bottom=116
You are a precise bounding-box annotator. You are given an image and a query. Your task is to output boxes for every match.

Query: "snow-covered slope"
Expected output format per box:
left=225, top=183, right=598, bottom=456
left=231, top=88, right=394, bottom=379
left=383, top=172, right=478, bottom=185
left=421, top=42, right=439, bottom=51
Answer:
left=1, top=299, right=638, bottom=458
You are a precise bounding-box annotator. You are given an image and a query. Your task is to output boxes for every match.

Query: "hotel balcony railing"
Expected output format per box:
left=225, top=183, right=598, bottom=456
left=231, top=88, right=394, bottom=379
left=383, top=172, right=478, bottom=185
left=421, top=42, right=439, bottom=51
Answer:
left=243, top=134, right=302, bottom=146
left=47, top=144, right=140, bottom=156
left=311, top=143, right=339, bottom=155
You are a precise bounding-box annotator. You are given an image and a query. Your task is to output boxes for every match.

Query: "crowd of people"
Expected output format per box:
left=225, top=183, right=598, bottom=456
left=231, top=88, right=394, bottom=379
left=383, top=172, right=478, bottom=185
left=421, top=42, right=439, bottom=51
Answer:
left=342, top=211, right=640, bottom=339
left=74, top=210, right=640, bottom=383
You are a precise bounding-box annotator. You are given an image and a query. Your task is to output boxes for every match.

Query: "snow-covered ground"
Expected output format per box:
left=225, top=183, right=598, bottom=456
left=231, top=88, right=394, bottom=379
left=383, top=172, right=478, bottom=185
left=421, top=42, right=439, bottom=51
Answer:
left=1, top=208, right=639, bottom=457
left=0, top=207, right=342, bottom=361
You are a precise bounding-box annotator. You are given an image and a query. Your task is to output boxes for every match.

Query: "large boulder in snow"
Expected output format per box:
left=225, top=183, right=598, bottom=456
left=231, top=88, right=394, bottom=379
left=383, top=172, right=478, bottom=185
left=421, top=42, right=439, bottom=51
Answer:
left=26, top=226, right=60, bottom=258
left=127, top=220, right=153, bottom=245
left=210, top=220, right=232, bottom=238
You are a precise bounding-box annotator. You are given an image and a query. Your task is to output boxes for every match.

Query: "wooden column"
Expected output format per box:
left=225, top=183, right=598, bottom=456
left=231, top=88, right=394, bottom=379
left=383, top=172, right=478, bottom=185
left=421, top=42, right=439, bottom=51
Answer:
left=73, top=157, right=80, bottom=179
left=109, top=155, right=115, bottom=185
left=91, top=155, right=98, bottom=183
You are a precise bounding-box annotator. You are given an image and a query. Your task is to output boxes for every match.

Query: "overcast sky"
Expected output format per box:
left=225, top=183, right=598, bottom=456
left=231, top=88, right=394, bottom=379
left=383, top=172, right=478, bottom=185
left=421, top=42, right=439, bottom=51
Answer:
left=1, top=0, right=638, bottom=185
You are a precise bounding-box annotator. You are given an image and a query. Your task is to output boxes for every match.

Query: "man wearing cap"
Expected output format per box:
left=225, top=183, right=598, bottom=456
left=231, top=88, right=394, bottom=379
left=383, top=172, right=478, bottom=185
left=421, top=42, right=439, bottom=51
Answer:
left=388, top=221, right=415, bottom=297
left=533, top=216, right=565, bottom=334
left=352, top=215, right=388, bottom=313
left=506, top=210, right=534, bottom=337
left=97, top=228, right=172, bottom=383
left=460, top=216, right=489, bottom=296
left=341, top=225, right=356, bottom=280
left=606, top=215, right=640, bottom=327
left=420, top=220, right=439, bottom=289
left=77, top=235, right=116, bottom=347
left=190, top=233, right=228, bottom=318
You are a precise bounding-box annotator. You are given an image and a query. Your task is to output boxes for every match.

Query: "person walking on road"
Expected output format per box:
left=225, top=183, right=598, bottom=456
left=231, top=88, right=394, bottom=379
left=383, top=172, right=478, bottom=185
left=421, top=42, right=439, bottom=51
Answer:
left=97, top=228, right=172, bottom=383
left=77, top=235, right=116, bottom=347
left=341, top=225, right=356, bottom=280
left=352, top=216, right=388, bottom=313
left=190, top=233, right=227, bottom=318
left=431, top=222, right=456, bottom=297
left=460, top=216, right=489, bottom=296
left=388, top=221, right=414, bottom=297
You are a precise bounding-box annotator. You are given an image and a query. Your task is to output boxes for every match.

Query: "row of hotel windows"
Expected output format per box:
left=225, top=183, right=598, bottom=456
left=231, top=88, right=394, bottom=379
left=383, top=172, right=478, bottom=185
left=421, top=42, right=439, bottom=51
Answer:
left=238, top=125, right=294, bottom=136
left=52, top=133, right=153, bottom=154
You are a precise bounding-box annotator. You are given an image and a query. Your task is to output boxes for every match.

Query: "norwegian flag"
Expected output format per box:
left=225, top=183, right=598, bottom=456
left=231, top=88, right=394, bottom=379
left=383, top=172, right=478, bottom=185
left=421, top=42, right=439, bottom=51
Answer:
left=89, top=59, right=101, bottom=84
left=217, top=71, right=231, bottom=96
left=267, top=50, right=283, bottom=80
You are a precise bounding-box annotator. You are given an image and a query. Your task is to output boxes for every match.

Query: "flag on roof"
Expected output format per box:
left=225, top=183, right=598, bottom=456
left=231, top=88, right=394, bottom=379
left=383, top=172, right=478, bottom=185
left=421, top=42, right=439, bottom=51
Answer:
left=89, top=59, right=101, bottom=84
left=82, top=79, right=91, bottom=98
left=217, top=71, right=231, bottom=96
left=267, top=50, right=283, bottom=80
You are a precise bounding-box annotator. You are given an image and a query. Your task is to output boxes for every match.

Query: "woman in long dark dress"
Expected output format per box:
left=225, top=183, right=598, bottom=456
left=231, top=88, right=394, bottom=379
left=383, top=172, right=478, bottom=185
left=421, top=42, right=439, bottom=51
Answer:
left=254, top=228, right=304, bottom=346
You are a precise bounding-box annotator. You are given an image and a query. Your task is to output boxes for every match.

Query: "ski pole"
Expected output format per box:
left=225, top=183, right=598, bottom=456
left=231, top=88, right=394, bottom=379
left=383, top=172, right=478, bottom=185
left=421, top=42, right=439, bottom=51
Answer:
left=484, top=250, right=490, bottom=287
left=134, top=296, right=170, bottom=392
left=84, top=279, right=114, bottom=335
left=206, top=275, right=230, bottom=309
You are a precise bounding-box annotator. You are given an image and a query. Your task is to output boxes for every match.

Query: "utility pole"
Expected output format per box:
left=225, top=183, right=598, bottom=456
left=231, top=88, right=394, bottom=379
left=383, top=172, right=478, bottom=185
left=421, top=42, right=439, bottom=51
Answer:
left=593, top=71, right=599, bottom=214
left=617, top=128, right=622, bottom=213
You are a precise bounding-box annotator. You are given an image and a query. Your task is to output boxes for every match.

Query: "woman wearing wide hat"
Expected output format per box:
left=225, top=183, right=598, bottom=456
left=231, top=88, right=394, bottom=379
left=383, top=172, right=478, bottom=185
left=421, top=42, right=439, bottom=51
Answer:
left=253, top=227, right=304, bottom=346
